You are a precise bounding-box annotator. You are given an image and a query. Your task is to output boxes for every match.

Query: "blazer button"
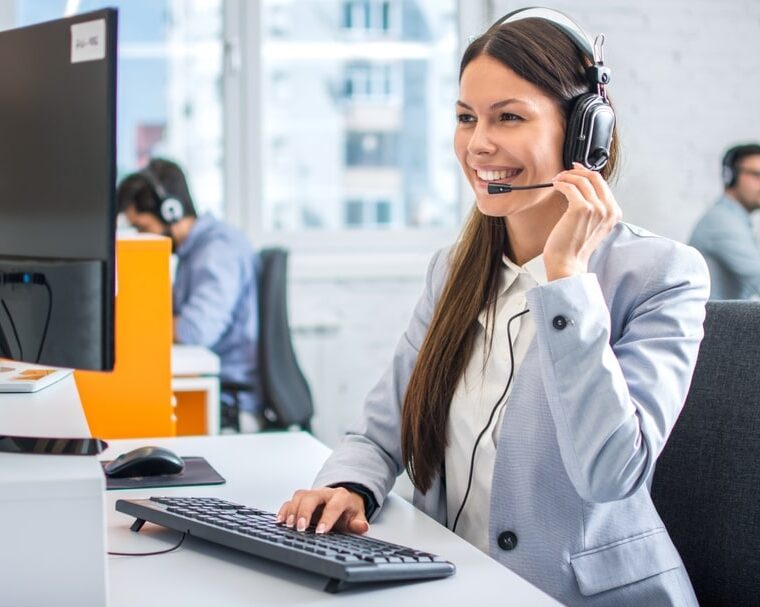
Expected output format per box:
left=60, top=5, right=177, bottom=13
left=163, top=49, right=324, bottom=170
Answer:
left=497, top=530, right=518, bottom=551
left=552, top=315, right=568, bottom=330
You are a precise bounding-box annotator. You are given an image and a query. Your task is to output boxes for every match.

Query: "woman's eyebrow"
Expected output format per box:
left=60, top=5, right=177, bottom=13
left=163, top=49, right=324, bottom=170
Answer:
left=456, top=98, right=528, bottom=111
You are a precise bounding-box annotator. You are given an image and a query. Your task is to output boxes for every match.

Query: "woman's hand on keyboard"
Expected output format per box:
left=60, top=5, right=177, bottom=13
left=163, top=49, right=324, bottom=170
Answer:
left=276, top=487, right=369, bottom=535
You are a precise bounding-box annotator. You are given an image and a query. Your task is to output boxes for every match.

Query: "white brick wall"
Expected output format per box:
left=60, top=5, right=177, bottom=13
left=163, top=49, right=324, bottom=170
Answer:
left=291, top=271, right=426, bottom=448
left=291, top=1, right=760, bottom=478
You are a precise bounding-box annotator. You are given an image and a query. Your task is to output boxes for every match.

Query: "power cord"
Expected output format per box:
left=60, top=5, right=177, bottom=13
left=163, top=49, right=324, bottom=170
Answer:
left=36, top=279, right=53, bottom=363
left=0, top=272, right=53, bottom=363
left=1, top=299, right=23, bottom=359
left=108, top=531, right=187, bottom=556
left=451, top=308, right=530, bottom=534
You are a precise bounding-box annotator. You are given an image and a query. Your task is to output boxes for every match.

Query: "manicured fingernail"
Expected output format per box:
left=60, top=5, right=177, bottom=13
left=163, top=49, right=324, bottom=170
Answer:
left=297, top=517, right=307, bottom=532
left=316, top=523, right=326, bottom=534
left=275, top=515, right=282, bottom=524
left=286, top=514, right=295, bottom=527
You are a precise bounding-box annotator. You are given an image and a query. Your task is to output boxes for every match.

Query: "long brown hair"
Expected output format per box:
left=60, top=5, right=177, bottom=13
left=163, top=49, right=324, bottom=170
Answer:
left=401, top=17, right=621, bottom=493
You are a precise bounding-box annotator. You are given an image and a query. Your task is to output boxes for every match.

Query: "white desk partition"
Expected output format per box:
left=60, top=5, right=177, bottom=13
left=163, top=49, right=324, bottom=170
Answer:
left=0, top=376, right=107, bottom=607
left=103, top=433, right=561, bottom=606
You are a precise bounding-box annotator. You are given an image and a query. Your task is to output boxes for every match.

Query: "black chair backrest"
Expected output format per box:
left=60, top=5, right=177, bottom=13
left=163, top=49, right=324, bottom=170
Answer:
left=257, top=247, right=313, bottom=429
left=651, top=300, right=760, bottom=606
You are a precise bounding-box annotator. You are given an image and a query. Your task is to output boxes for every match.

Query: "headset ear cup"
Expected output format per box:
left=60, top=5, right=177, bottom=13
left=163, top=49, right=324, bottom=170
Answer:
left=564, top=95, right=591, bottom=170
left=160, top=197, right=184, bottom=224
left=563, top=94, right=615, bottom=171
left=722, top=163, right=736, bottom=188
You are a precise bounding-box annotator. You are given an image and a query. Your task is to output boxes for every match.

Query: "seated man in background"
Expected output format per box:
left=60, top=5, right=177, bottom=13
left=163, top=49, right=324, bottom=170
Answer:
left=690, top=143, right=760, bottom=299
left=117, top=158, right=263, bottom=432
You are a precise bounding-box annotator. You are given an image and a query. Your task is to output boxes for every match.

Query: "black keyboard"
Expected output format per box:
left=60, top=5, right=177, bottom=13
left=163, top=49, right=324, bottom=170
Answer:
left=115, top=497, right=455, bottom=593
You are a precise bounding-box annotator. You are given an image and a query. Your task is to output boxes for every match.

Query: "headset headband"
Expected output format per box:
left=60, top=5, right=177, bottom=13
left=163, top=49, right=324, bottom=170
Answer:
left=496, top=7, right=611, bottom=95
left=140, top=167, right=169, bottom=203
left=498, top=7, right=595, bottom=60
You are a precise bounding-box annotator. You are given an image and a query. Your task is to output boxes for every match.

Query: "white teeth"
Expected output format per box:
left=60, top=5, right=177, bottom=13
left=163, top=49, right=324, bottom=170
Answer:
left=476, top=169, right=520, bottom=181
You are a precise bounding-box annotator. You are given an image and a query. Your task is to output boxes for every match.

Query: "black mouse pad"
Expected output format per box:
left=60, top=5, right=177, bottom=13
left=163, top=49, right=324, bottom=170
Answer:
left=102, top=456, right=226, bottom=490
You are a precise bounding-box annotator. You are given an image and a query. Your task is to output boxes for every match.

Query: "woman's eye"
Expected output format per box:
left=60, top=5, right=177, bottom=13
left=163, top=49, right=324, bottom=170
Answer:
left=500, top=112, right=523, bottom=122
left=456, top=113, right=475, bottom=124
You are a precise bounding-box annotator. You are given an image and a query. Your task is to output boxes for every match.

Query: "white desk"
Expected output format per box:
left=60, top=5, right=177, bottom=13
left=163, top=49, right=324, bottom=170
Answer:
left=103, top=433, right=561, bottom=606
left=171, top=344, right=220, bottom=434
left=1, top=381, right=560, bottom=606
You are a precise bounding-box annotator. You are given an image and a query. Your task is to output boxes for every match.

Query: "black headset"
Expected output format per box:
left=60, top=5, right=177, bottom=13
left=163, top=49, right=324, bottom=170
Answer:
left=498, top=7, right=615, bottom=171
left=139, top=167, right=185, bottom=225
left=723, top=148, right=740, bottom=188
left=722, top=144, right=760, bottom=188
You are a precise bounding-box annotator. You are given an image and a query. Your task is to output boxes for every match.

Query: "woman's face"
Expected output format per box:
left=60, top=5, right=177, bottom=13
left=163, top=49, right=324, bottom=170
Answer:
left=455, top=53, right=566, bottom=217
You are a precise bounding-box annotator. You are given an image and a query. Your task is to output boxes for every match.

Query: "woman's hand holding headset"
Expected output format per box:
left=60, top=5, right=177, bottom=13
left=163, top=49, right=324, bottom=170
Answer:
left=544, top=162, right=622, bottom=282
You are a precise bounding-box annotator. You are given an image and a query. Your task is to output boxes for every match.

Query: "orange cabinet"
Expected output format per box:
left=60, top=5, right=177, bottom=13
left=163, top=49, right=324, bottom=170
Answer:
left=76, top=235, right=175, bottom=438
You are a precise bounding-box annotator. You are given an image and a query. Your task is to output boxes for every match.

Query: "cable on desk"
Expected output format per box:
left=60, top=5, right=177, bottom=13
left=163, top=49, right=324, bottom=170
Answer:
left=108, top=531, right=187, bottom=557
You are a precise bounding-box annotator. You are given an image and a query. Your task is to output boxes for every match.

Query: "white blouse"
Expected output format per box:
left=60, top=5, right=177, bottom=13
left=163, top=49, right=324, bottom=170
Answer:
left=445, top=254, right=547, bottom=553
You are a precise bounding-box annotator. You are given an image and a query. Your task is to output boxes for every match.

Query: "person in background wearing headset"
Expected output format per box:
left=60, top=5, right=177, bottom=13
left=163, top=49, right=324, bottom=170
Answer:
left=278, top=9, right=710, bottom=606
left=117, top=158, right=263, bottom=433
left=689, top=143, right=760, bottom=299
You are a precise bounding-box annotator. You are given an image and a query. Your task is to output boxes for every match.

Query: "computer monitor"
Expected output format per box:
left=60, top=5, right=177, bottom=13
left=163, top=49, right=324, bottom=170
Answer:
left=0, top=9, right=117, bottom=371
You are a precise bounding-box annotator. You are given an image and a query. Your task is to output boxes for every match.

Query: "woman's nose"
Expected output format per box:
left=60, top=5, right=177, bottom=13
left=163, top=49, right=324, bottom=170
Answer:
left=467, top=121, right=497, bottom=155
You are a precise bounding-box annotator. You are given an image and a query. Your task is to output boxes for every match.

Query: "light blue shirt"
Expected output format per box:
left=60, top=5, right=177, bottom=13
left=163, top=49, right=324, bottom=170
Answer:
left=689, top=195, right=760, bottom=299
left=174, top=213, right=261, bottom=413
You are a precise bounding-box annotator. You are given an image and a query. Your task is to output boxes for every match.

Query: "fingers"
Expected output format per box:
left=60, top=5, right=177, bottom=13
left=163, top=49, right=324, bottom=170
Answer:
left=554, top=163, right=621, bottom=226
left=347, top=513, right=370, bottom=535
left=277, top=488, right=318, bottom=529
left=294, top=490, right=328, bottom=532
left=570, top=163, right=621, bottom=221
left=315, top=488, right=369, bottom=535
left=276, top=487, right=369, bottom=536
left=315, top=489, right=353, bottom=534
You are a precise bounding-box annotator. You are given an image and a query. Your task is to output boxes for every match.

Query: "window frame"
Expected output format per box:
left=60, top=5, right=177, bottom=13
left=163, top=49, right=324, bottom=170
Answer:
left=223, top=0, right=487, bottom=261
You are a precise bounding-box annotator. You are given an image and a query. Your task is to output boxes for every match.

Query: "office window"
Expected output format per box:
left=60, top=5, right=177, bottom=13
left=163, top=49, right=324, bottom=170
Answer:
left=343, top=63, right=399, bottom=102
left=345, top=199, right=364, bottom=226
left=346, top=132, right=398, bottom=167
left=9, top=0, right=225, bottom=217
left=343, top=197, right=397, bottom=228
left=342, top=0, right=396, bottom=34
left=260, top=0, right=459, bottom=233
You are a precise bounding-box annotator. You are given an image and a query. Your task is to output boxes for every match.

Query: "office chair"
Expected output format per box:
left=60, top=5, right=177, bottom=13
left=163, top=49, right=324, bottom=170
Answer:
left=223, top=248, right=314, bottom=431
left=651, top=300, right=760, bottom=606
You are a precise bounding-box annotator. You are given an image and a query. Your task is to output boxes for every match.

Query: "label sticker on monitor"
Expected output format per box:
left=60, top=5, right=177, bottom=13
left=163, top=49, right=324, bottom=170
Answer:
left=70, top=19, right=106, bottom=63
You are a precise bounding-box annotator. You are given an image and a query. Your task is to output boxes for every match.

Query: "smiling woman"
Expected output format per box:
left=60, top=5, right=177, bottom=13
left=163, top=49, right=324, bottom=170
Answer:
left=278, top=8, right=709, bottom=606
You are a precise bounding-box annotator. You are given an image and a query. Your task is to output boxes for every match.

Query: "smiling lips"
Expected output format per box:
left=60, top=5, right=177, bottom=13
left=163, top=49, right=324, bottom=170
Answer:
left=474, top=167, right=523, bottom=185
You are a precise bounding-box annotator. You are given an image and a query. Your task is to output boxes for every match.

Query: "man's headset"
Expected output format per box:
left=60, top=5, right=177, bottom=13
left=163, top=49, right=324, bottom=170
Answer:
left=139, top=167, right=185, bottom=225
left=723, top=148, right=741, bottom=189
left=486, top=8, right=615, bottom=196
left=722, top=144, right=760, bottom=188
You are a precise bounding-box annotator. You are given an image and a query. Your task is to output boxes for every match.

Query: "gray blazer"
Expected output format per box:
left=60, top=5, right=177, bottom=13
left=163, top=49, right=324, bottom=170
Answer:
left=314, top=222, right=709, bottom=606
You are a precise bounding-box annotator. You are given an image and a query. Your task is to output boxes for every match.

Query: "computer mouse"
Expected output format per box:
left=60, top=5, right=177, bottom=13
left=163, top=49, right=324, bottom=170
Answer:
left=104, top=445, right=185, bottom=478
